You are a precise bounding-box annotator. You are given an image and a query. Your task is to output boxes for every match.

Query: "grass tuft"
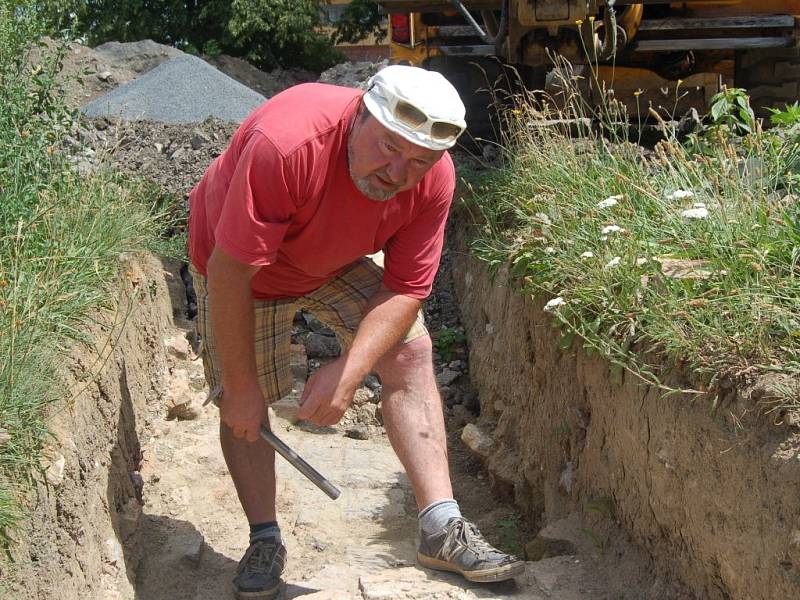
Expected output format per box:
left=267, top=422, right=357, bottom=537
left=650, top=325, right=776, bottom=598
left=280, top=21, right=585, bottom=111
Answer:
left=463, top=61, right=800, bottom=401
left=0, top=0, right=177, bottom=547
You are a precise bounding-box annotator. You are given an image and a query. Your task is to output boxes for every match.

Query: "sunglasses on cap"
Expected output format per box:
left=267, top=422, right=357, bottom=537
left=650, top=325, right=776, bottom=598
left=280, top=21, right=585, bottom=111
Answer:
left=370, top=83, right=466, bottom=145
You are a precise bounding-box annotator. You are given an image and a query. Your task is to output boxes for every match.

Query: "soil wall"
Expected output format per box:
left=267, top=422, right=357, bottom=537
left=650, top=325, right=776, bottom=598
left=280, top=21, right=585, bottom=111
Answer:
left=450, top=218, right=800, bottom=600
left=1, top=254, right=172, bottom=600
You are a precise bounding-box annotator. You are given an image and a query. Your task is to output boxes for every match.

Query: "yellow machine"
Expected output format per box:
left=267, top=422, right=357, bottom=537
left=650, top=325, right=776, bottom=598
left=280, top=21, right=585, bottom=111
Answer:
left=378, top=1, right=800, bottom=134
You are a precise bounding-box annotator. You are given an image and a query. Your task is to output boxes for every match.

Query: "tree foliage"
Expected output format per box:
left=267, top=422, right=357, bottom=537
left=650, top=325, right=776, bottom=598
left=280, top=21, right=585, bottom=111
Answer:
left=44, top=0, right=344, bottom=72
left=332, top=0, right=385, bottom=45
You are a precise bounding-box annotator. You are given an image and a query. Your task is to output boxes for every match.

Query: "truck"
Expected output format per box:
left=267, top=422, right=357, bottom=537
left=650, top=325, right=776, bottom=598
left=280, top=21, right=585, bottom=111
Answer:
left=377, top=1, right=800, bottom=135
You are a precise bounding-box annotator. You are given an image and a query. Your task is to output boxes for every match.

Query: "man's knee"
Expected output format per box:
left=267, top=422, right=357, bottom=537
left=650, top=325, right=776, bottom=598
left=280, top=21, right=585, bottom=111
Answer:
left=375, top=335, right=434, bottom=388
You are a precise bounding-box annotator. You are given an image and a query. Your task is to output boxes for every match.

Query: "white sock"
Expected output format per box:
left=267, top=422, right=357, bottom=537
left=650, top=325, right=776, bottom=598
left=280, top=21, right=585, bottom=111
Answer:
left=418, top=499, right=461, bottom=536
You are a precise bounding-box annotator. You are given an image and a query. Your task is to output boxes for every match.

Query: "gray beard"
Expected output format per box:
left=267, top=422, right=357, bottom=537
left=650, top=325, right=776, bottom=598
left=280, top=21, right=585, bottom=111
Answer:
left=347, top=135, right=396, bottom=202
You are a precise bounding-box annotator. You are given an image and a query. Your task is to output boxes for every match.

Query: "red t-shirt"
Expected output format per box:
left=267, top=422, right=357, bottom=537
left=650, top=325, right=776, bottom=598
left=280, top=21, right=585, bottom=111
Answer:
left=188, top=83, right=455, bottom=301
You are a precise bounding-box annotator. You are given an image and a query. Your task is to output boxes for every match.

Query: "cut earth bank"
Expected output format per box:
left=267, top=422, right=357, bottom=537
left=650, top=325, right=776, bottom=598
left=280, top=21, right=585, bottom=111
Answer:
left=449, top=212, right=800, bottom=600
left=2, top=39, right=797, bottom=600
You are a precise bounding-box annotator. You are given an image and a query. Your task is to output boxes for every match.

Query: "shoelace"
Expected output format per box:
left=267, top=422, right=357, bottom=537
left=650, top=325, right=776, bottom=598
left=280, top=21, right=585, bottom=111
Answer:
left=241, top=539, right=279, bottom=575
left=445, top=518, right=496, bottom=560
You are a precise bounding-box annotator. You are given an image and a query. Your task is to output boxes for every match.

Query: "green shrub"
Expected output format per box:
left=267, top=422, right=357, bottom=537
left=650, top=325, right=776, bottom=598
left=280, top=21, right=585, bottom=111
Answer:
left=43, top=0, right=344, bottom=72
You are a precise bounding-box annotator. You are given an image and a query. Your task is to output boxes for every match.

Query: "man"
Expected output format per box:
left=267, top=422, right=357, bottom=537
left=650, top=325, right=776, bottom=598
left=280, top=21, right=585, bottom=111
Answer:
left=187, top=64, right=524, bottom=599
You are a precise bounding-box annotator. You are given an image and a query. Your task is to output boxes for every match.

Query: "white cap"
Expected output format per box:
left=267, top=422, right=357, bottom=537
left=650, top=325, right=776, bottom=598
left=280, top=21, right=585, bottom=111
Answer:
left=363, top=65, right=467, bottom=151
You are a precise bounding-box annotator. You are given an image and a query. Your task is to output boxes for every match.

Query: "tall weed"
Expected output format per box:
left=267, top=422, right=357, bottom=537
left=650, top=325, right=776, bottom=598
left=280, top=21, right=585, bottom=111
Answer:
left=464, top=63, right=800, bottom=399
left=0, top=0, right=167, bottom=545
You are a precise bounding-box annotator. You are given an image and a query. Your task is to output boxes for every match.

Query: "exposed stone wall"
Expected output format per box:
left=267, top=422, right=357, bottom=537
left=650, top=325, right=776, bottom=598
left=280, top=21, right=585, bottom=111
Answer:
left=1, top=254, right=172, bottom=600
left=450, top=217, right=800, bottom=600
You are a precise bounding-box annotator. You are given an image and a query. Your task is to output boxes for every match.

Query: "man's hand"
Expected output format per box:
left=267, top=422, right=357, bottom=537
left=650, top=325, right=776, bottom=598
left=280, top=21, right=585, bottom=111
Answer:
left=220, top=390, right=266, bottom=442
left=297, top=357, right=358, bottom=426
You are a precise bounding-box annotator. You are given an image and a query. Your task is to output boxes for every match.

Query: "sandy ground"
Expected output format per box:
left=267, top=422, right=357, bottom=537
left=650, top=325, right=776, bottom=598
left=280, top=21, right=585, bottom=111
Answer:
left=130, top=303, right=664, bottom=600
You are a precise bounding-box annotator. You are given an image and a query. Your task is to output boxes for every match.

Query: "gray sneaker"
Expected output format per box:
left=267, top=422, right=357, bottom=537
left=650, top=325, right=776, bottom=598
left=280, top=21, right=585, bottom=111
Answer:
left=417, top=517, right=525, bottom=583
left=232, top=538, right=287, bottom=599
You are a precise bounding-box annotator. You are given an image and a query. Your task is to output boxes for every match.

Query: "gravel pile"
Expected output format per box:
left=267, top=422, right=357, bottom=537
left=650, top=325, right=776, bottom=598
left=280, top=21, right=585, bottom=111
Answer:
left=82, top=53, right=266, bottom=123
left=318, top=59, right=387, bottom=89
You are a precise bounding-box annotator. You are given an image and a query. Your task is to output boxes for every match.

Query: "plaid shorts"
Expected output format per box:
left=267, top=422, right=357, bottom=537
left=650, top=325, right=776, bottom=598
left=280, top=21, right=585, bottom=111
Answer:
left=190, top=257, right=428, bottom=406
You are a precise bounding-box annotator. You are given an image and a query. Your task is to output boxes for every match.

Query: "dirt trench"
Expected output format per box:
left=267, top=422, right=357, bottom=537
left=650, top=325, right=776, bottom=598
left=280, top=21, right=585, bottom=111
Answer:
left=2, top=245, right=683, bottom=600
left=128, top=248, right=689, bottom=600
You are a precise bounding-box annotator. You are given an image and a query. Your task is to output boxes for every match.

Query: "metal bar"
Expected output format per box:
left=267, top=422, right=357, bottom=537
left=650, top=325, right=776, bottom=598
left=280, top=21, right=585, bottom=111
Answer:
left=632, top=37, right=795, bottom=52
left=260, top=426, right=341, bottom=500
left=379, top=1, right=498, bottom=12
left=440, top=44, right=497, bottom=55
left=437, top=25, right=481, bottom=37
left=638, top=16, right=795, bottom=32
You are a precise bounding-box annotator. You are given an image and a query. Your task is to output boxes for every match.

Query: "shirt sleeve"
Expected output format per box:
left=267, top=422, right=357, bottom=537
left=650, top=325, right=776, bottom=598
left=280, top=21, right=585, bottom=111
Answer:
left=214, top=131, right=297, bottom=266
left=382, top=156, right=456, bottom=300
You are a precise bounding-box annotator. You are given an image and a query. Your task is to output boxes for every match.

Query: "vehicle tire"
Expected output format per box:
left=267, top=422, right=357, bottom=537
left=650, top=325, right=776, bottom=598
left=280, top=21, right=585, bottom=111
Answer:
left=735, top=46, right=800, bottom=120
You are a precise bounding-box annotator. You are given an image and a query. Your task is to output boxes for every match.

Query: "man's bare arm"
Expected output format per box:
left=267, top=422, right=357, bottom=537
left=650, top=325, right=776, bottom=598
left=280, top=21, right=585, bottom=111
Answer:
left=297, top=286, right=421, bottom=425
left=206, top=246, right=264, bottom=442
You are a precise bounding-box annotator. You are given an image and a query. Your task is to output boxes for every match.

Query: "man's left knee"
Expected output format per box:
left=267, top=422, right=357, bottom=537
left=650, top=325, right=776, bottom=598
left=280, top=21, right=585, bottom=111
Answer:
left=375, top=335, right=434, bottom=386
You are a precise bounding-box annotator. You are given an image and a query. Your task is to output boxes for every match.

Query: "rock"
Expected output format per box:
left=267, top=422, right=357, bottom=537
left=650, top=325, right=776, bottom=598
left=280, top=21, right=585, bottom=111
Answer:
left=305, top=332, right=341, bottom=358
left=352, top=387, right=375, bottom=405
left=167, top=401, right=201, bottom=421
left=168, top=146, right=186, bottom=160
left=45, top=454, right=66, bottom=486
left=73, top=157, right=96, bottom=176
left=129, top=471, right=144, bottom=501
left=298, top=592, right=355, bottom=600
left=345, top=425, right=370, bottom=440
left=462, top=390, right=480, bottom=413
left=174, top=529, right=206, bottom=565
left=354, top=403, right=378, bottom=426
left=461, top=423, right=494, bottom=460
left=96, top=70, right=112, bottom=81
left=104, top=537, right=124, bottom=565
left=165, top=334, right=191, bottom=359
left=448, top=360, right=465, bottom=371
left=190, top=129, right=211, bottom=149
left=442, top=386, right=460, bottom=407
left=359, top=567, right=471, bottom=599
left=364, top=374, right=381, bottom=390
left=154, top=142, right=164, bottom=153
left=302, top=311, right=336, bottom=335
left=525, top=533, right=578, bottom=561
left=0, top=428, right=9, bottom=446
left=166, top=368, right=192, bottom=409
left=436, top=368, right=461, bottom=387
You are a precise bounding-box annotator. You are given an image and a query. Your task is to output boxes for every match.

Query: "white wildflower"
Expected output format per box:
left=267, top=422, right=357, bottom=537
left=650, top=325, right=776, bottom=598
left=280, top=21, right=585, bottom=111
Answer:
left=545, top=246, right=556, bottom=254
left=601, top=225, right=625, bottom=235
left=543, top=297, right=566, bottom=312
left=668, top=189, right=694, bottom=200
left=681, top=207, right=709, bottom=220
left=692, top=202, right=706, bottom=209
left=535, top=212, right=552, bottom=226
left=597, top=195, right=622, bottom=209
left=604, top=256, right=622, bottom=270
left=580, top=251, right=594, bottom=259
